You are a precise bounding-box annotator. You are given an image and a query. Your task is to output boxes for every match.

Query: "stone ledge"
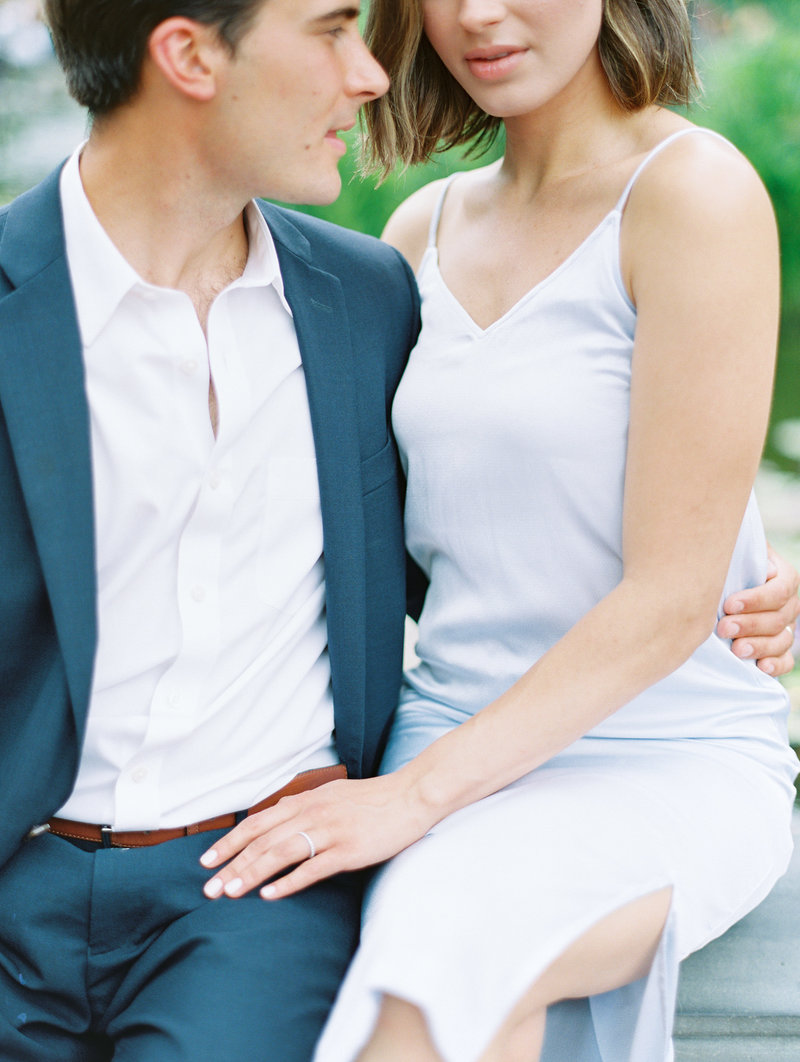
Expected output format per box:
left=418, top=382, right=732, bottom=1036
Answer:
left=674, top=808, right=800, bottom=1059
left=673, top=1037, right=800, bottom=1062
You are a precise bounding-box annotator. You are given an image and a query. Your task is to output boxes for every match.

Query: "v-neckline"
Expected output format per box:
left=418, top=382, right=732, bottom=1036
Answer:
left=427, top=208, right=620, bottom=337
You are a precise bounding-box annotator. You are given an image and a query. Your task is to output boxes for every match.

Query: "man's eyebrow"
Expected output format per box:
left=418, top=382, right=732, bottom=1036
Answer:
left=310, top=6, right=361, bottom=24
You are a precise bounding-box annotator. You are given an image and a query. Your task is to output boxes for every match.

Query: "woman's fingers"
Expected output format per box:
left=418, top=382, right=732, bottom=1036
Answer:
left=203, top=822, right=331, bottom=899
left=199, top=797, right=299, bottom=869
left=260, top=850, right=344, bottom=899
left=199, top=775, right=428, bottom=900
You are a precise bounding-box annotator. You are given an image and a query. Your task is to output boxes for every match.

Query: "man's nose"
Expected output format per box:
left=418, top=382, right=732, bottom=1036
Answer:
left=346, top=38, right=390, bottom=101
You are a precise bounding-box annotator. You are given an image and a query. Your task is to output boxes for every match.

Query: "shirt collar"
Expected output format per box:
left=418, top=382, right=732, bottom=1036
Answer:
left=241, top=201, right=292, bottom=316
left=60, top=144, right=291, bottom=348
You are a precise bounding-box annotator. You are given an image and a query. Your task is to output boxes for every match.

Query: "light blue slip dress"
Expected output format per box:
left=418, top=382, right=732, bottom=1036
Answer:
left=313, top=128, right=798, bottom=1062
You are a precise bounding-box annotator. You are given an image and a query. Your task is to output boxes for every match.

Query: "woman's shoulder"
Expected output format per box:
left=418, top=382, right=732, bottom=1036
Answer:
left=625, top=123, right=775, bottom=239
left=380, top=176, right=454, bottom=272
left=621, top=122, right=777, bottom=294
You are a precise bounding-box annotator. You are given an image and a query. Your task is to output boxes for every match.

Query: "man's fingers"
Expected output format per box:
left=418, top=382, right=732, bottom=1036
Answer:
left=728, top=629, right=794, bottom=670
left=724, top=581, right=791, bottom=618
left=718, top=606, right=798, bottom=642
left=729, top=632, right=787, bottom=660
left=766, top=543, right=800, bottom=596
left=725, top=548, right=800, bottom=622
left=756, top=650, right=795, bottom=678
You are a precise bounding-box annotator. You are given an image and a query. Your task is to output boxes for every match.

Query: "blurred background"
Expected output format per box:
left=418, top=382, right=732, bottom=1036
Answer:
left=1, top=0, right=798, bottom=701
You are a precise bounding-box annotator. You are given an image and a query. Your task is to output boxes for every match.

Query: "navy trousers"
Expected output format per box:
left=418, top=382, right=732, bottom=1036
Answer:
left=0, top=828, right=362, bottom=1061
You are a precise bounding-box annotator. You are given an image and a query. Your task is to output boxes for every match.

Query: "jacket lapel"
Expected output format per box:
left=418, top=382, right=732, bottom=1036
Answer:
left=0, top=168, right=97, bottom=731
left=261, top=204, right=368, bottom=773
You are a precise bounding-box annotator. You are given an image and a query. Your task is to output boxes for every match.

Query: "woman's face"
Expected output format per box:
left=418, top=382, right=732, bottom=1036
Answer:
left=420, top=0, right=606, bottom=119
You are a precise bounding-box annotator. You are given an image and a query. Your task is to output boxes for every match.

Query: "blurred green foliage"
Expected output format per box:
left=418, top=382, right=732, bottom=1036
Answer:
left=691, top=2, right=800, bottom=467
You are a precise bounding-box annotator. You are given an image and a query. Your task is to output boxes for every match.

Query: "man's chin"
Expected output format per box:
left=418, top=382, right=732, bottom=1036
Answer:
left=271, top=173, right=343, bottom=209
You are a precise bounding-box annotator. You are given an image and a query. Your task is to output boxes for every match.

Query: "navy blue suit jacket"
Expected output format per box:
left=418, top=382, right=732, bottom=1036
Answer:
left=0, top=167, right=421, bottom=869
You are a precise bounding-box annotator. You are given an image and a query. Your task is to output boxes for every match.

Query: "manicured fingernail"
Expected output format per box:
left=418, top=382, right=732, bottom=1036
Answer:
left=224, top=877, right=243, bottom=897
left=720, top=621, right=739, bottom=637
left=204, top=878, right=223, bottom=898
left=729, top=600, right=745, bottom=614
left=200, top=849, right=217, bottom=867
left=261, top=885, right=277, bottom=899
left=736, top=642, right=754, bottom=658
left=760, top=661, right=775, bottom=674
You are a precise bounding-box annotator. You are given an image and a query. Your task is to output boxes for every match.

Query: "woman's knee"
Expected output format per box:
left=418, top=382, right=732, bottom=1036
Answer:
left=489, top=886, right=673, bottom=1053
left=357, top=995, right=444, bottom=1062
left=537, top=886, right=673, bottom=1004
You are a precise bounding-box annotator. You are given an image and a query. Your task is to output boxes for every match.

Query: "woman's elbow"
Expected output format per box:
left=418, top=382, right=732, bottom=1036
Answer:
left=621, top=576, right=721, bottom=663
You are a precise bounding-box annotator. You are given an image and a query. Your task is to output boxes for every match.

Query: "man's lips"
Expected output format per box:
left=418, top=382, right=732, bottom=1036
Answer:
left=324, top=131, right=347, bottom=156
left=464, top=46, right=527, bottom=80
left=325, top=121, right=355, bottom=156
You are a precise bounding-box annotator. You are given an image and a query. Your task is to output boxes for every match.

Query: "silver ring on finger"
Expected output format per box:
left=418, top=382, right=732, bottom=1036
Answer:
left=296, top=831, right=316, bottom=860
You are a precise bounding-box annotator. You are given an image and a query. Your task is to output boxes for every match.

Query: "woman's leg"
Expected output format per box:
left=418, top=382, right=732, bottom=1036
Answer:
left=356, top=997, right=444, bottom=1062
left=357, top=887, right=672, bottom=1062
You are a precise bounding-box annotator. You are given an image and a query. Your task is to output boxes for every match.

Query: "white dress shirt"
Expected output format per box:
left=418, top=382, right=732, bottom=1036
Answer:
left=57, top=146, right=337, bottom=829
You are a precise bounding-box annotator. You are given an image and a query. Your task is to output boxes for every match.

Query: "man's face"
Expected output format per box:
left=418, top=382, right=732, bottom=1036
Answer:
left=209, top=0, right=389, bottom=205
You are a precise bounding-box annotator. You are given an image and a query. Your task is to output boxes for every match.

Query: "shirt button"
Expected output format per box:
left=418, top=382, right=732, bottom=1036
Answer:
left=168, top=691, right=182, bottom=708
left=131, top=767, right=148, bottom=784
left=180, top=359, right=198, bottom=376
left=191, top=585, right=206, bottom=603
left=208, top=470, right=222, bottom=490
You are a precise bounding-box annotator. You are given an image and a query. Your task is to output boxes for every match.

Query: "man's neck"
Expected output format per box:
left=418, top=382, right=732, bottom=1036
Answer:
left=77, top=123, right=251, bottom=327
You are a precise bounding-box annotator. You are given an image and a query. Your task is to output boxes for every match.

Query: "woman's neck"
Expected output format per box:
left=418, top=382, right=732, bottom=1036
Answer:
left=496, top=56, right=650, bottom=198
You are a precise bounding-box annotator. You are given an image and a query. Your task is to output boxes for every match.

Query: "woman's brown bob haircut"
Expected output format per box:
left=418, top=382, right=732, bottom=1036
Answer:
left=362, top=0, right=699, bottom=174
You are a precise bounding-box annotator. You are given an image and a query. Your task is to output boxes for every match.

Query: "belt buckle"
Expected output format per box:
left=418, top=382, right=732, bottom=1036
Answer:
left=26, top=823, right=51, bottom=840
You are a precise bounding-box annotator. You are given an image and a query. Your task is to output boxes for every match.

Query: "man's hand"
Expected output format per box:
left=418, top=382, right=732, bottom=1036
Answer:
left=717, top=544, right=799, bottom=675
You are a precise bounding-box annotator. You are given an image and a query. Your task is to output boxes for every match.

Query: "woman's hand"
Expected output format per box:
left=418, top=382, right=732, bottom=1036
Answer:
left=718, top=544, right=799, bottom=675
left=199, top=774, right=433, bottom=901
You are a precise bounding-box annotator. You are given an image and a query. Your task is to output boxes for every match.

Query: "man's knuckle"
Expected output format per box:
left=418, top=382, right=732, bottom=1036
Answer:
left=775, top=653, right=793, bottom=677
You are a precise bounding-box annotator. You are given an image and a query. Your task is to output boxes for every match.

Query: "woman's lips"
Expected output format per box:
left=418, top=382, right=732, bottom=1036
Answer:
left=464, top=47, right=527, bottom=81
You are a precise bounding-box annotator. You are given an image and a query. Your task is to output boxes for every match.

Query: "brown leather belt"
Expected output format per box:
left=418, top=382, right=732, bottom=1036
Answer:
left=42, top=764, right=346, bottom=848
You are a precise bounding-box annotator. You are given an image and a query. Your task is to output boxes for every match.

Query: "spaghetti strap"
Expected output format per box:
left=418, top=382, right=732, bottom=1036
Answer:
left=615, top=127, right=729, bottom=213
left=427, top=174, right=460, bottom=249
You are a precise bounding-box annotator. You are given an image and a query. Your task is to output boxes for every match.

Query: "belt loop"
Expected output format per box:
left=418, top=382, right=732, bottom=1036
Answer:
left=234, top=809, right=248, bottom=825
left=100, top=826, right=114, bottom=849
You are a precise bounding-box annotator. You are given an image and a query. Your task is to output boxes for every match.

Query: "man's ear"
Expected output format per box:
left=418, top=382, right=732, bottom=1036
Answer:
left=147, top=17, right=226, bottom=102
